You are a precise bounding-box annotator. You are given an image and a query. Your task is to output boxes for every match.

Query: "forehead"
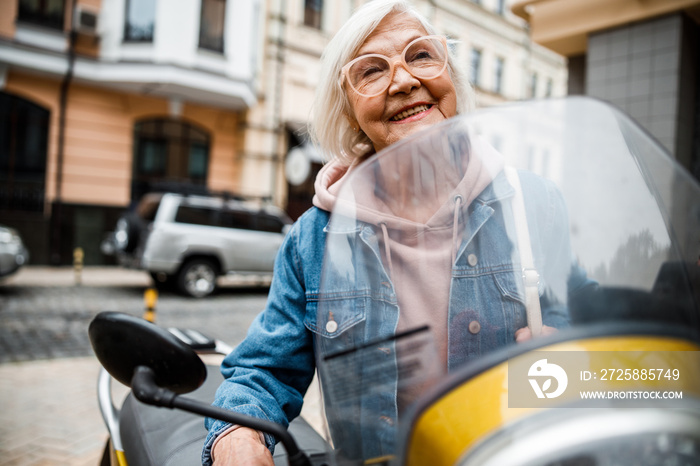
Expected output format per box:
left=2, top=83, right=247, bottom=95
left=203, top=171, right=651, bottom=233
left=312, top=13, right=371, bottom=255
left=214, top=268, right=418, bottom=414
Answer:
left=356, top=12, right=427, bottom=57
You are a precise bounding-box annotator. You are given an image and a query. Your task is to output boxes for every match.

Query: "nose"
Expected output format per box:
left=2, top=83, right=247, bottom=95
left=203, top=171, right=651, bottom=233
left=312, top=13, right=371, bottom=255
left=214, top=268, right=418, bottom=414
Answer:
left=388, top=62, right=420, bottom=95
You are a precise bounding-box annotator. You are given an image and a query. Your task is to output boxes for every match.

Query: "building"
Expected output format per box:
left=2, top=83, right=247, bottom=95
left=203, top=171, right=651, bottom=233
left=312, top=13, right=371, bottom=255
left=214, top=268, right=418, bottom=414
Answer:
left=269, top=0, right=568, bottom=216
left=512, top=0, right=700, bottom=181
left=1, top=0, right=260, bottom=264
left=0, top=0, right=567, bottom=265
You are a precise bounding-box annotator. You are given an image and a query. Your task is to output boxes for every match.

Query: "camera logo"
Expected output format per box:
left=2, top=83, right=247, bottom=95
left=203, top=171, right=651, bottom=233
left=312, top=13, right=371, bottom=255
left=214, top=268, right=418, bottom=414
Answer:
left=528, top=359, right=568, bottom=399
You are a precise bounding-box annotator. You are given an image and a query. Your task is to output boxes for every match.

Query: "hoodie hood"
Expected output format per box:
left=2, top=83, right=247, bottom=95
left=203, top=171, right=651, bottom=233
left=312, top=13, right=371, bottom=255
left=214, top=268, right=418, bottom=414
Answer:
left=312, top=159, right=350, bottom=213
left=313, top=135, right=505, bottom=230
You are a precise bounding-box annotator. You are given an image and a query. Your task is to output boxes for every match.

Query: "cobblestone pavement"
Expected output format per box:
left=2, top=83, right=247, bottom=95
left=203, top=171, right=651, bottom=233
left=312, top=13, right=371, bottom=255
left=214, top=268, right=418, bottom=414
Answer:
left=0, top=267, right=271, bottom=364
left=0, top=266, right=273, bottom=465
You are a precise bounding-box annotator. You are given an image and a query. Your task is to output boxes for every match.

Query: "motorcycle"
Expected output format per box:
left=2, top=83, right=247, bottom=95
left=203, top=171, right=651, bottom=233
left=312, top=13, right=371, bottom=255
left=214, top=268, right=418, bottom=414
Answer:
left=89, top=97, right=700, bottom=466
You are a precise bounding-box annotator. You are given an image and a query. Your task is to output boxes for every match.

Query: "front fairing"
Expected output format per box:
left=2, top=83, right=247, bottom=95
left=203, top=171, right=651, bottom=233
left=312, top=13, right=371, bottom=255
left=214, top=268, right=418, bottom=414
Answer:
left=314, top=97, right=700, bottom=465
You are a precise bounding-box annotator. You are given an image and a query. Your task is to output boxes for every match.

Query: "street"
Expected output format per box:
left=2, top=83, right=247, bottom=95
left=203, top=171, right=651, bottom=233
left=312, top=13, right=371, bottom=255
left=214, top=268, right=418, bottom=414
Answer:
left=0, top=266, right=272, bottom=465
left=0, top=267, right=270, bottom=364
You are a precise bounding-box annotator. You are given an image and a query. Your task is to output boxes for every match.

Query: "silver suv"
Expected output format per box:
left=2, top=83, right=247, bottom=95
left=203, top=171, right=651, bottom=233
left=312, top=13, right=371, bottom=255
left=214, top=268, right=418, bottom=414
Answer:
left=103, top=192, right=292, bottom=297
left=0, top=225, right=29, bottom=278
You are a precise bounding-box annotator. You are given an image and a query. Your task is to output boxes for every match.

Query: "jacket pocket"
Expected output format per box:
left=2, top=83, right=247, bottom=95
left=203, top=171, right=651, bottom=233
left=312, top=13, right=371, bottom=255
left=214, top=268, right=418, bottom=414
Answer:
left=492, top=267, right=545, bottom=305
left=304, top=292, right=367, bottom=338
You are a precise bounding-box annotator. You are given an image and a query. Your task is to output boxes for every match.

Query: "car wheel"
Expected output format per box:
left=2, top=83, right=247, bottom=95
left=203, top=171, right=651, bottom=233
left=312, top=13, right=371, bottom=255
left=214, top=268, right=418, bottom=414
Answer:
left=177, top=259, right=218, bottom=298
left=149, top=272, right=176, bottom=291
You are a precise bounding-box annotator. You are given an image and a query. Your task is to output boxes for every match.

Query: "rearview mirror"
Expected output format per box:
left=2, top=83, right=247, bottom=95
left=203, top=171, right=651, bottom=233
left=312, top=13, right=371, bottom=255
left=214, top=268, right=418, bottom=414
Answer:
left=89, top=311, right=206, bottom=394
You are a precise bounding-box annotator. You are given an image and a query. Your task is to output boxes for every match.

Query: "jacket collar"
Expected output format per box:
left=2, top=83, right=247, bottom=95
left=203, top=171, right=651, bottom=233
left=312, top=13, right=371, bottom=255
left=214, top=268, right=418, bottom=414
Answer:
left=474, top=170, right=515, bottom=205
left=323, top=170, right=515, bottom=233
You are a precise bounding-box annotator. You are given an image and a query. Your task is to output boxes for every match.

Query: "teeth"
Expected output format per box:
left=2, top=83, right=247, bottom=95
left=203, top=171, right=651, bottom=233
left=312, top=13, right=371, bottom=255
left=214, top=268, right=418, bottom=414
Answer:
left=391, top=104, right=430, bottom=121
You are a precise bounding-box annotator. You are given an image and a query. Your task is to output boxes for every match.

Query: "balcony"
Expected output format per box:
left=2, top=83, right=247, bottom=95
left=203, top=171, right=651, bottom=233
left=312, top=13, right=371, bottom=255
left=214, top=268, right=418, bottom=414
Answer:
left=0, top=0, right=260, bottom=110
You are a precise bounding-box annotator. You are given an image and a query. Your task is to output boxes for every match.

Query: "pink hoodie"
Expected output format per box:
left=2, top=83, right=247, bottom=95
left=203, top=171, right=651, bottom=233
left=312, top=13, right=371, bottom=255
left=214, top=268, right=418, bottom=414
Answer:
left=313, top=137, right=504, bottom=408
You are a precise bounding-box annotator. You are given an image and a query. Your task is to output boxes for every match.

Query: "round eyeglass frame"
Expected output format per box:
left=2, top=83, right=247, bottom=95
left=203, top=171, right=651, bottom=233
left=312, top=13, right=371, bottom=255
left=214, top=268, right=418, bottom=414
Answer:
left=340, top=35, right=449, bottom=98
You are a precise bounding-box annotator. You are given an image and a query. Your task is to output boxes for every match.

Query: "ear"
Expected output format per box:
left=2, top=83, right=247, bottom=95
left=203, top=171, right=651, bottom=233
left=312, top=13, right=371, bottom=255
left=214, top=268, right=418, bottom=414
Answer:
left=345, top=113, right=359, bottom=132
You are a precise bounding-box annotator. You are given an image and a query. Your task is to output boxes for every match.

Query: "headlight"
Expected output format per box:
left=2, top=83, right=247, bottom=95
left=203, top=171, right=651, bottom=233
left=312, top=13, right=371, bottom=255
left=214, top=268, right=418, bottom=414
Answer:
left=459, top=401, right=700, bottom=466
left=0, top=227, right=21, bottom=245
left=540, top=432, right=700, bottom=466
left=114, top=218, right=129, bottom=249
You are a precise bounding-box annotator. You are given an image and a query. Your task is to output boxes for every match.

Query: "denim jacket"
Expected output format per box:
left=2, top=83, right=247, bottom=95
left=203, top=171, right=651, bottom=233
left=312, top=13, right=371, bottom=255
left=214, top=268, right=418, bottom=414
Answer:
left=203, top=170, right=584, bottom=465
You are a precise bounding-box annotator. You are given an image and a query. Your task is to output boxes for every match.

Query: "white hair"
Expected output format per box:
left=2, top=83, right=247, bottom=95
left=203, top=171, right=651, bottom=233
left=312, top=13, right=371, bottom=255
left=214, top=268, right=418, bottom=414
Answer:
left=309, top=0, right=473, bottom=165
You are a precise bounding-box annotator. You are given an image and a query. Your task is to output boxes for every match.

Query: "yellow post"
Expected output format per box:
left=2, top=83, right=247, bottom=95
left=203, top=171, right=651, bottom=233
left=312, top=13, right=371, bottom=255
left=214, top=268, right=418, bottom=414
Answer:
left=73, top=247, right=84, bottom=286
left=143, top=288, right=158, bottom=322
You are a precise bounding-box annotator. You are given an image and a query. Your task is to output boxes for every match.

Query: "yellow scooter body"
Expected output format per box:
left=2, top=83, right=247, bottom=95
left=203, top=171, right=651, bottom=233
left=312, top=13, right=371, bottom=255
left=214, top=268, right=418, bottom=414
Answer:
left=404, top=335, right=700, bottom=466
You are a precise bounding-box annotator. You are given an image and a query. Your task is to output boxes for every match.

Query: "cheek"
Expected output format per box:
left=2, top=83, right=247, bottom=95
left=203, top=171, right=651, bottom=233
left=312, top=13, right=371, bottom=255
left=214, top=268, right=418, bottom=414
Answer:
left=431, top=78, right=458, bottom=117
left=352, top=97, right=385, bottom=128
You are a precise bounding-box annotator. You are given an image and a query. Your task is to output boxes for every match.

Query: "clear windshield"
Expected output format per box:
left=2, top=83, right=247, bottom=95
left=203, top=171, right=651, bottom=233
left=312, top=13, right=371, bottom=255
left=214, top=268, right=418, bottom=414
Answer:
left=314, top=97, right=700, bottom=464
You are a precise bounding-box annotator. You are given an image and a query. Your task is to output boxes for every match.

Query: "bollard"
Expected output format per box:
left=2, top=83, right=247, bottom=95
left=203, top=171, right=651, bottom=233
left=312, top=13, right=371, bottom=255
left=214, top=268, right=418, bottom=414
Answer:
left=73, top=247, right=84, bottom=286
left=143, top=288, right=158, bottom=322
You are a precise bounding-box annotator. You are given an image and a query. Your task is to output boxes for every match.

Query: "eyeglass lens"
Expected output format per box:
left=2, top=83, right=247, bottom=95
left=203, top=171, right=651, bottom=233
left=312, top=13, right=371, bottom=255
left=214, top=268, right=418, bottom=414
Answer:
left=347, top=37, right=447, bottom=96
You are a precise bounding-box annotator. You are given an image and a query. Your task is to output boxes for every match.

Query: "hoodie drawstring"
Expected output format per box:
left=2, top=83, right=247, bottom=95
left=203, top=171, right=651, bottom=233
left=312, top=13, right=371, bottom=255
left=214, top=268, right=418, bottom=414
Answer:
left=452, top=195, right=463, bottom=266
left=381, top=194, right=463, bottom=280
left=380, top=222, right=394, bottom=280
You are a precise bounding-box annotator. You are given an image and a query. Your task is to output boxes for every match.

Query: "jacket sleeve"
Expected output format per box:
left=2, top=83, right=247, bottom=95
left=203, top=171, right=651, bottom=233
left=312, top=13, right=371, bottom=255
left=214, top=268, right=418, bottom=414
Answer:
left=202, top=218, right=316, bottom=464
left=525, top=172, right=593, bottom=329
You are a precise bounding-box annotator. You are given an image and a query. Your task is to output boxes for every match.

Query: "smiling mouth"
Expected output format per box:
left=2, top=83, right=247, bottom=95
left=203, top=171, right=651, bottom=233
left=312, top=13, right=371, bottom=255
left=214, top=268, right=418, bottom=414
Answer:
left=390, top=104, right=433, bottom=122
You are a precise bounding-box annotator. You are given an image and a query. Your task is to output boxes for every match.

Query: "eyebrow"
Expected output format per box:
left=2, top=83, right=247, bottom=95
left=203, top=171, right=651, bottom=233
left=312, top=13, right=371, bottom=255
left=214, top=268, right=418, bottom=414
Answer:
left=355, top=33, right=425, bottom=58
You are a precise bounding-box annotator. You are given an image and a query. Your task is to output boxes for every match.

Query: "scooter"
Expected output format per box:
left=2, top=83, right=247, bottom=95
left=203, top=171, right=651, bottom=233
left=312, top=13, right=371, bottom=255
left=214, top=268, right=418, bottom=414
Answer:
left=90, top=97, right=700, bottom=466
left=90, top=312, right=329, bottom=466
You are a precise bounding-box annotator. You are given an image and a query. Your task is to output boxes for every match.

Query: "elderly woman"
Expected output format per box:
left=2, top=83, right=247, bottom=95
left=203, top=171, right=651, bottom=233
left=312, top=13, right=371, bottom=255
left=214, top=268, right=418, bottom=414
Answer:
left=203, top=1, right=572, bottom=464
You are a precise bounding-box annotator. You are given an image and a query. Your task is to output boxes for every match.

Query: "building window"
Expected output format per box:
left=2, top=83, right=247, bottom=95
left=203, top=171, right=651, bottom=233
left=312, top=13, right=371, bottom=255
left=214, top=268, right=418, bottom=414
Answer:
left=496, top=0, right=506, bottom=15
left=17, top=0, right=66, bottom=30
left=470, top=48, right=482, bottom=88
left=132, top=119, right=211, bottom=200
left=0, top=92, right=49, bottom=212
left=199, top=0, right=226, bottom=53
left=124, top=0, right=156, bottom=42
left=494, top=56, right=505, bottom=94
left=304, top=0, right=323, bottom=29
left=545, top=78, right=554, bottom=98
left=530, top=72, right=538, bottom=98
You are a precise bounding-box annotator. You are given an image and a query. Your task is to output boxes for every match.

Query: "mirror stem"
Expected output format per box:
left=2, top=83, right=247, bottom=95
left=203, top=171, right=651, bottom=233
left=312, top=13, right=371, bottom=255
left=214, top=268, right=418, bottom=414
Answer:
left=131, top=366, right=178, bottom=407
left=131, top=366, right=312, bottom=466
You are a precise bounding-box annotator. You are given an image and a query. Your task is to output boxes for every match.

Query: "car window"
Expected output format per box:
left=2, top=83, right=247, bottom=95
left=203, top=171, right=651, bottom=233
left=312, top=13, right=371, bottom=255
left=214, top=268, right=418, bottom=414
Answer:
left=220, top=210, right=256, bottom=230
left=257, top=215, right=285, bottom=233
left=137, top=198, right=161, bottom=221
left=175, top=206, right=217, bottom=226
left=174, top=203, right=285, bottom=234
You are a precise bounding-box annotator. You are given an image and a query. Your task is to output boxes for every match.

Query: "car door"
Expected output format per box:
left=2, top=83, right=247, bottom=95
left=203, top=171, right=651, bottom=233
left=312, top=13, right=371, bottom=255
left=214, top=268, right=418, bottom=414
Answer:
left=218, top=210, right=287, bottom=273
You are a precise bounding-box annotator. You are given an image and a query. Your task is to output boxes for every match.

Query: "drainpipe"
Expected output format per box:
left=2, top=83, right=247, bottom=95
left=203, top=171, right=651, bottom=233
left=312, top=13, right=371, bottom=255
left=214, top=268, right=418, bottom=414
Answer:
left=269, top=0, right=286, bottom=205
left=51, top=1, right=77, bottom=264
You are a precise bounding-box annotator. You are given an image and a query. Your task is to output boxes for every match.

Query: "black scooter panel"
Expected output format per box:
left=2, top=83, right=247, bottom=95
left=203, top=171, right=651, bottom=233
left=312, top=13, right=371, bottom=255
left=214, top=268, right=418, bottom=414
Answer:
left=119, top=365, right=330, bottom=465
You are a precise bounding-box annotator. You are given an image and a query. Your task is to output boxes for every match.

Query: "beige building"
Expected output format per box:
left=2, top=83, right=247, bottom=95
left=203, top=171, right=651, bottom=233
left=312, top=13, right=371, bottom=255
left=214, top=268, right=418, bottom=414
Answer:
left=513, top=0, right=700, bottom=179
left=0, top=0, right=567, bottom=265
left=260, top=0, right=567, bottom=217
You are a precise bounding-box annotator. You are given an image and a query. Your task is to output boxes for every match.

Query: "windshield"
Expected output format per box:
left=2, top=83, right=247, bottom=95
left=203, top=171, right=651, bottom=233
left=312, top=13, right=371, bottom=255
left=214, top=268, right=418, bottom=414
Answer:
left=313, top=97, right=700, bottom=464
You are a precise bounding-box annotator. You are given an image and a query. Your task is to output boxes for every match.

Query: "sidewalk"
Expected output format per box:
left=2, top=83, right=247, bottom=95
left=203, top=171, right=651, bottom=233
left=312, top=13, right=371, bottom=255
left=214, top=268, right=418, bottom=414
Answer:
left=0, top=266, right=326, bottom=465
left=3, top=265, right=271, bottom=288
left=3, top=266, right=152, bottom=288
left=0, top=267, right=145, bottom=465
left=0, top=357, right=126, bottom=466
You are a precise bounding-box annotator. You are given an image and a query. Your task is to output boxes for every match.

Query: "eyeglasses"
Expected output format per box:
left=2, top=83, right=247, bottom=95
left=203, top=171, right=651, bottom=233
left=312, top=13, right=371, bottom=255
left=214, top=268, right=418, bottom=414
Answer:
left=341, top=35, right=449, bottom=98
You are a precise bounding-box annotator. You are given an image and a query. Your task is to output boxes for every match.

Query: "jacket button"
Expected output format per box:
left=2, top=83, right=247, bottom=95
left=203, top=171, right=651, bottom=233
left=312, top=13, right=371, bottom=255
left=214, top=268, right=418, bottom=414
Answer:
left=467, top=254, right=478, bottom=266
left=326, top=320, right=338, bottom=333
left=468, top=320, right=481, bottom=334
left=379, top=416, right=394, bottom=426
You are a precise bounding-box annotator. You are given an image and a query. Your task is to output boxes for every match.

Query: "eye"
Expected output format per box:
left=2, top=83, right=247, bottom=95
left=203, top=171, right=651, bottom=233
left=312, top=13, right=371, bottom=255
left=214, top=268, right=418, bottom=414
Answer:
left=408, top=49, right=433, bottom=62
left=349, top=57, right=390, bottom=83
left=362, top=66, right=383, bottom=78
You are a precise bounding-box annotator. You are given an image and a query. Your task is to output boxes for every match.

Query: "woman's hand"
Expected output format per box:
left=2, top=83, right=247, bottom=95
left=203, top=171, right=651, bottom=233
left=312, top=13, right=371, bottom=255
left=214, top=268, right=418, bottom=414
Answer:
left=515, top=325, right=558, bottom=343
left=212, top=427, right=274, bottom=466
